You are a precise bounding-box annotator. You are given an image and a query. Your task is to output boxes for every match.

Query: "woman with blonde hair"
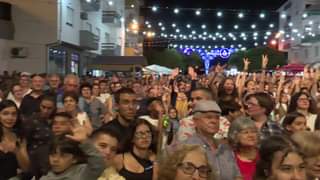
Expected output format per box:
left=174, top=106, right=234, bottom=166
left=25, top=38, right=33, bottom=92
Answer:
left=159, top=144, right=215, bottom=180
left=291, top=131, right=320, bottom=180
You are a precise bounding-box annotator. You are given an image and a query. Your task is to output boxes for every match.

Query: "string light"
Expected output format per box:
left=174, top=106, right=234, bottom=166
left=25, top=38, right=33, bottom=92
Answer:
left=217, top=11, right=223, bottom=17
left=238, top=12, right=244, bottom=18
left=259, top=13, right=265, bottom=19
left=152, top=6, right=158, bottom=12
left=195, top=9, right=201, bottom=16
left=174, top=8, right=179, bottom=14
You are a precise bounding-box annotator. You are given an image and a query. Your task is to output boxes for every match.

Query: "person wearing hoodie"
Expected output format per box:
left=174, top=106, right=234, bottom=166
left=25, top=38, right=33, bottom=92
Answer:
left=40, top=120, right=105, bottom=180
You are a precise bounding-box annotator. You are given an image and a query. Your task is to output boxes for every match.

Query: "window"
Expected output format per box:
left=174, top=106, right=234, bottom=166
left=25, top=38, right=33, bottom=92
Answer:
left=105, top=32, right=110, bottom=42
left=95, top=27, right=100, bottom=38
left=305, top=49, right=309, bottom=58
left=86, top=22, right=92, bottom=32
left=66, top=6, right=74, bottom=26
left=315, top=46, right=319, bottom=57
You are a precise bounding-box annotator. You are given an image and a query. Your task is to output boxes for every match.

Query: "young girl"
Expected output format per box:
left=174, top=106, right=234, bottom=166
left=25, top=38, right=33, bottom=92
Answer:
left=0, top=100, right=29, bottom=180
left=282, top=112, right=307, bottom=135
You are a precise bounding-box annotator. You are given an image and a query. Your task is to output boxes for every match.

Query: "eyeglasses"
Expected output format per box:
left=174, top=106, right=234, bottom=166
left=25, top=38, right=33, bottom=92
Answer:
left=134, top=131, right=152, bottom=138
left=178, top=162, right=211, bottom=178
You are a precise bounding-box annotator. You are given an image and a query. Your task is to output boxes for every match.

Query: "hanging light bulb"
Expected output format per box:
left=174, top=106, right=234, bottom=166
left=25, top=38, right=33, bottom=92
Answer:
left=174, top=8, right=179, bottom=14
left=152, top=6, right=158, bottom=12
left=234, top=25, right=239, bottom=29
left=195, top=9, right=201, bottom=16
left=238, top=12, right=244, bottom=18
left=259, top=13, right=265, bottom=19
left=217, top=11, right=223, bottom=17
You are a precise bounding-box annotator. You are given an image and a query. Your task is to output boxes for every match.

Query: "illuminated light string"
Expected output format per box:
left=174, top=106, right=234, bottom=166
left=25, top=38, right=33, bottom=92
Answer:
left=146, top=6, right=279, bottom=15
left=178, top=47, right=237, bottom=74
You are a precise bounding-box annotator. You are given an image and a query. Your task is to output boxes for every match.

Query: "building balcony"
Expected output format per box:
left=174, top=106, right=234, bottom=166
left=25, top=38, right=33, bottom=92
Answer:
left=101, top=43, right=121, bottom=56
left=301, top=34, right=320, bottom=43
left=79, top=30, right=99, bottom=50
left=81, top=0, right=100, bottom=12
left=102, top=11, right=121, bottom=27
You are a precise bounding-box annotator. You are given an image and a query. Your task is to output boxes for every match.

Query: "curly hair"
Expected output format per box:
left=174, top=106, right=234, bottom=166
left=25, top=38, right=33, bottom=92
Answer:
left=159, top=144, right=216, bottom=180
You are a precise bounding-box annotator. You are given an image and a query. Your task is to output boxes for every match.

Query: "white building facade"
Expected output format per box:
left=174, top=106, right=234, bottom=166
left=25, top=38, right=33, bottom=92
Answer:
left=0, top=0, right=125, bottom=74
left=278, top=0, right=320, bottom=64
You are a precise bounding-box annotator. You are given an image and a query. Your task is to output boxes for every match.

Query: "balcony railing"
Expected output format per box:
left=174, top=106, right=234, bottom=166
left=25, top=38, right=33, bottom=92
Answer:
left=102, top=11, right=121, bottom=27
left=81, top=0, right=100, bottom=12
left=101, top=43, right=121, bottom=56
left=79, top=30, right=99, bottom=50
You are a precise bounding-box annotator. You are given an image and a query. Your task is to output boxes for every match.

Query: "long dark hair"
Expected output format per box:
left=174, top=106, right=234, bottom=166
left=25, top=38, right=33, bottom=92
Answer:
left=217, top=77, right=238, bottom=101
left=122, top=119, right=157, bottom=153
left=255, top=136, right=303, bottom=180
left=0, top=100, right=23, bottom=140
left=287, top=92, right=317, bottom=114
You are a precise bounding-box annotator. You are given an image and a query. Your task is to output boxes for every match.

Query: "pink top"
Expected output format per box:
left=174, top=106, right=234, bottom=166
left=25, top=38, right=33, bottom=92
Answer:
left=235, top=152, right=259, bottom=180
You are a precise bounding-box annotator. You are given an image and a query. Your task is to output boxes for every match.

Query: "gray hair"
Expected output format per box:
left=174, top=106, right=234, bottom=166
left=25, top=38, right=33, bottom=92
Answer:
left=228, top=116, right=258, bottom=148
left=63, top=74, right=80, bottom=85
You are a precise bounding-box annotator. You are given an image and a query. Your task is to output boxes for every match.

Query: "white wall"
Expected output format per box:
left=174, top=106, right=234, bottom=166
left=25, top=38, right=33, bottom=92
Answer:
left=59, top=0, right=125, bottom=55
left=0, top=0, right=57, bottom=73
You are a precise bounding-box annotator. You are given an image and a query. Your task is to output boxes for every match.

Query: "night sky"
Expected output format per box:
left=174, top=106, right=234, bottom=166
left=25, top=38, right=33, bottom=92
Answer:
left=142, top=0, right=288, bottom=49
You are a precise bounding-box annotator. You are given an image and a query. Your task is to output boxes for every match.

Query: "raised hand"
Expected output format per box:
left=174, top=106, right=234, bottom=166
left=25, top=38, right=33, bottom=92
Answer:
left=188, top=66, right=197, bottom=80
left=66, top=120, right=92, bottom=143
left=243, top=58, right=251, bottom=71
left=170, top=68, right=180, bottom=79
left=262, top=54, right=269, bottom=69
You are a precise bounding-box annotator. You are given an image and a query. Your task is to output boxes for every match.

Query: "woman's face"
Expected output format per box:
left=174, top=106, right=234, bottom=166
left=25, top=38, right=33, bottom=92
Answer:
left=133, top=124, right=152, bottom=149
left=285, top=116, right=307, bottom=134
left=280, top=92, right=289, bottom=104
left=237, top=127, right=258, bottom=147
left=0, top=106, right=18, bottom=129
left=246, top=81, right=256, bottom=93
left=175, top=149, right=211, bottom=180
left=12, top=85, right=23, bottom=99
left=305, top=155, right=320, bottom=178
left=296, top=94, right=310, bottom=111
left=223, top=79, right=235, bottom=95
left=245, top=97, right=265, bottom=118
left=269, top=151, right=306, bottom=180
left=169, top=109, right=178, bottom=119
left=63, top=96, right=77, bottom=113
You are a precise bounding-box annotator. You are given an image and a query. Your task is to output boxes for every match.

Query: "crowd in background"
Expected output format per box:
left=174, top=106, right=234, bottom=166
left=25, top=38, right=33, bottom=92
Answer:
left=1, top=54, right=320, bottom=180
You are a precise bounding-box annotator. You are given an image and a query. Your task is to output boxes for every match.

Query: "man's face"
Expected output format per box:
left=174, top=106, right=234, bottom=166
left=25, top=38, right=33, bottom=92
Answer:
left=99, top=82, right=108, bottom=93
left=49, top=76, right=60, bottom=89
left=117, top=93, right=137, bottom=122
left=93, top=134, right=118, bottom=164
left=64, top=79, right=79, bottom=92
left=32, top=76, right=45, bottom=91
left=19, top=76, right=30, bottom=88
left=194, top=112, right=220, bottom=136
left=39, top=100, right=55, bottom=118
left=52, top=116, right=72, bottom=136
left=191, top=90, right=210, bottom=109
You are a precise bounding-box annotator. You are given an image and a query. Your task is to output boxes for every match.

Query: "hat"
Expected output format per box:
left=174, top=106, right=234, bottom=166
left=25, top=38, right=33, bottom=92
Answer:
left=192, top=100, right=222, bottom=114
left=20, top=72, right=31, bottom=76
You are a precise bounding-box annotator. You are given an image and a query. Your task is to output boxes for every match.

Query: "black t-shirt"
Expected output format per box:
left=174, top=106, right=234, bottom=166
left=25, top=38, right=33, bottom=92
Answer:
left=0, top=152, right=18, bottom=180
left=101, top=118, right=130, bottom=151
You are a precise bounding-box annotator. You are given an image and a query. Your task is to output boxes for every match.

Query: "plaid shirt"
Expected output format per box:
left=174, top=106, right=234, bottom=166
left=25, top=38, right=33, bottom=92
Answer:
left=260, top=120, right=283, bottom=140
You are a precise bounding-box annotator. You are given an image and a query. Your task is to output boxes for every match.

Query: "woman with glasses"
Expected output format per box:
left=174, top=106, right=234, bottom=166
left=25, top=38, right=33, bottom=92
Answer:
left=228, top=117, right=259, bottom=180
left=159, top=144, right=215, bottom=180
left=287, top=92, right=318, bottom=131
left=113, top=119, right=157, bottom=180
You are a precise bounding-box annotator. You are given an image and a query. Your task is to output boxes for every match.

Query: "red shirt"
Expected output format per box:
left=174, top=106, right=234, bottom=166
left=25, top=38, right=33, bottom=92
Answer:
left=235, top=152, right=259, bottom=180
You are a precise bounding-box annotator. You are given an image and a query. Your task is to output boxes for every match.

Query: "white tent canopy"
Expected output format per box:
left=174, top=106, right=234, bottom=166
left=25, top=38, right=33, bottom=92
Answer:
left=143, top=64, right=173, bottom=75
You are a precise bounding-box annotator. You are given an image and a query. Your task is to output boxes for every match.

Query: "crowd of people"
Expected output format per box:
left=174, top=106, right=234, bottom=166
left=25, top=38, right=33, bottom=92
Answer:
left=0, top=54, right=320, bottom=180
